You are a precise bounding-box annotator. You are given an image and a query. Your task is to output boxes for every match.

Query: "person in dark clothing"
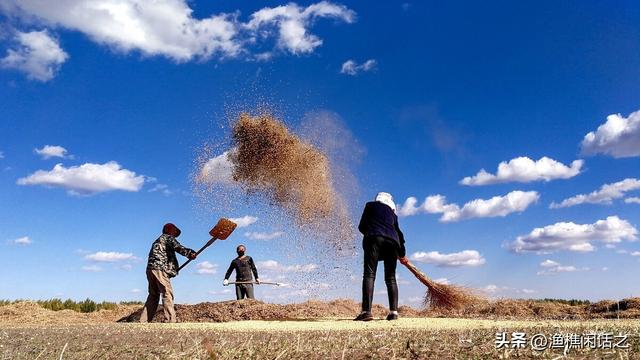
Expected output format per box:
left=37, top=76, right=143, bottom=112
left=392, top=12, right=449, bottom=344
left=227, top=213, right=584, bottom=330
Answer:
left=140, top=223, right=197, bottom=323
left=355, top=192, right=409, bottom=321
left=223, top=244, right=260, bottom=300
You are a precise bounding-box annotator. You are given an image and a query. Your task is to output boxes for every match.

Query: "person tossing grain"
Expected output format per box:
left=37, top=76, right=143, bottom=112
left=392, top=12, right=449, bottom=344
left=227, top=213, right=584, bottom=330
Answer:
left=354, top=192, right=408, bottom=321
left=140, top=223, right=197, bottom=323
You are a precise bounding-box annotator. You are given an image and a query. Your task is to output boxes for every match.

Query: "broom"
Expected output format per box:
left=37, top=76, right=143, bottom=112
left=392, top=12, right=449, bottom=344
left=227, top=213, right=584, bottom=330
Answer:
left=402, top=259, right=478, bottom=309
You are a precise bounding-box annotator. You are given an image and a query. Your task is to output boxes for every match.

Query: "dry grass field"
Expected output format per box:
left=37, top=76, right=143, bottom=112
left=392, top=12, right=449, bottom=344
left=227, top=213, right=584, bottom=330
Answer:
left=1, top=301, right=640, bottom=359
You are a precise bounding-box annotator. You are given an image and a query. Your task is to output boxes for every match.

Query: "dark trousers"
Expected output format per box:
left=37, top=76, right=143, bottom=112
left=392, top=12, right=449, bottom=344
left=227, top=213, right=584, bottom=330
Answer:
left=362, top=236, right=398, bottom=312
left=235, top=283, right=255, bottom=300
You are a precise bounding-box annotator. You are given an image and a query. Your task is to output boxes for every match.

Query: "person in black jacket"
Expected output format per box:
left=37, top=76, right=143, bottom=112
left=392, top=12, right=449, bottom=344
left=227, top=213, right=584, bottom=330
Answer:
left=354, top=192, right=409, bottom=321
left=223, top=244, right=260, bottom=300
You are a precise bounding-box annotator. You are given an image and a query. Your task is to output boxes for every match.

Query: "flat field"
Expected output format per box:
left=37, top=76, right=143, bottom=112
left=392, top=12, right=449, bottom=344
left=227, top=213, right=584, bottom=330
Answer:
left=2, top=318, right=639, bottom=359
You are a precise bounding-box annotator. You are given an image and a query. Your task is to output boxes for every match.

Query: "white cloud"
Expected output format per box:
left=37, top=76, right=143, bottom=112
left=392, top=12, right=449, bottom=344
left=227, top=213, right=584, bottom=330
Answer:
left=148, top=183, right=172, bottom=196
left=409, top=250, right=486, bottom=267
left=508, top=216, right=638, bottom=254
left=199, top=151, right=234, bottom=185
left=85, top=251, right=136, bottom=262
left=398, top=191, right=539, bottom=222
left=1, top=29, right=68, bottom=81
left=340, top=59, right=376, bottom=75
left=196, top=261, right=217, bottom=275
left=433, top=277, right=450, bottom=285
left=482, top=284, right=507, bottom=294
left=257, top=260, right=318, bottom=273
left=17, top=161, right=145, bottom=195
left=34, top=145, right=70, bottom=159
left=539, top=259, right=559, bottom=268
left=81, top=265, right=103, bottom=272
left=245, top=231, right=284, bottom=241
left=631, top=251, right=640, bottom=257
left=131, top=288, right=141, bottom=293
left=1, top=1, right=355, bottom=63
left=626, top=197, right=640, bottom=204
left=551, top=178, right=640, bottom=209
left=118, top=264, right=133, bottom=271
left=229, top=215, right=258, bottom=228
left=480, top=284, right=536, bottom=297
left=460, top=157, right=583, bottom=186
left=0, top=151, right=4, bottom=159
left=245, top=2, right=355, bottom=54
left=581, top=109, right=640, bottom=158
left=8, top=236, right=32, bottom=246
left=536, top=259, right=588, bottom=275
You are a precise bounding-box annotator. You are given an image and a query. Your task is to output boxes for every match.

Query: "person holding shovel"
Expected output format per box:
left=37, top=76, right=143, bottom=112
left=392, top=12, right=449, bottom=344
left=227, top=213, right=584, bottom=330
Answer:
left=354, top=192, right=408, bottom=321
left=140, top=223, right=197, bottom=323
left=223, top=244, right=260, bottom=300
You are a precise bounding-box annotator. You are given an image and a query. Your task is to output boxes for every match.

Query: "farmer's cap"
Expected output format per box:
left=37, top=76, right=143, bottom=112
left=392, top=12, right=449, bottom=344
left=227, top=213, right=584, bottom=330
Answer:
left=162, top=223, right=181, bottom=237
left=375, top=192, right=396, bottom=212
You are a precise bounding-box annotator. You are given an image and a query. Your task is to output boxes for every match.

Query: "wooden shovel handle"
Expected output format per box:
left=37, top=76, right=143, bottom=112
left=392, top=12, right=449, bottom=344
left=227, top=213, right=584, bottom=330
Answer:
left=178, top=237, right=216, bottom=271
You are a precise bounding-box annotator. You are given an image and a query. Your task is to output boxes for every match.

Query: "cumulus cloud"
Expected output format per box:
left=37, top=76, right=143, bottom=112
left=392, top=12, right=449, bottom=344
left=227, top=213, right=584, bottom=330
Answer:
left=0, top=29, right=68, bottom=81
left=433, top=278, right=450, bottom=285
left=537, top=259, right=589, bottom=275
left=198, top=151, right=234, bottom=185
left=148, top=183, right=172, bottom=196
left=409, top=250, right=486, bottom=267
left=550, top=178, right=640, bottom=209
left=196, top=261, right=217, bottom=275
left=340, top=59, right=376, bottom=75
left=257, top=260, right=318, bottom=273
left=229, top=215, right=258, bottom=228
left=246, top=2, right=355, bottom=54
left=16, top=161, right=145, bottom=195
left=397, top=191, right=539, bottom=222
left=0, top=1, right=354, bottom=63
left=581, top=109, right=640, bottom=158
left=626, top=197, right=640, bottom=204
left=34, top=145, right=70, bottom=159
left=507, top=216, right=638, bottom=254
left=245, top=231, right=284, bottom=241
left=81, top=265, right=103, bottom=272
left=8, top=236, right=32, bottom=246
left=85, top=251, right=136, bottom=262
left=460, top=157, right=583, bottom=186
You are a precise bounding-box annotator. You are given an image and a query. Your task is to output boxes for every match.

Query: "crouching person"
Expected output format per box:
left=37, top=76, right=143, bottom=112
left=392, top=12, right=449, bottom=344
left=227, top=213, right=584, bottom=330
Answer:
left=140, top=223, right=196, bottom=323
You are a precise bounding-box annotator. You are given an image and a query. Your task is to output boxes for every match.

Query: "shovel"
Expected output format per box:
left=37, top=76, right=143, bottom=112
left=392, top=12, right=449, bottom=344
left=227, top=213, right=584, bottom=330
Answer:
left=178, top=218, right=237, bottom=271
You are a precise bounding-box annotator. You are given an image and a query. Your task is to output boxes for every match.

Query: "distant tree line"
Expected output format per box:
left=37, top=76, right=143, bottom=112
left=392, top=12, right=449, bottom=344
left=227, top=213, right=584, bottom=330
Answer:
left=0, top=298, right=143, bottom=313
left=535, top=298, right=591, bottom=306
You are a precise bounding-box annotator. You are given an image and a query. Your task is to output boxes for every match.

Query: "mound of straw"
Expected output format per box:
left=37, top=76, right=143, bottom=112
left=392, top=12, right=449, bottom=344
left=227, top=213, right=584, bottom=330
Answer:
left=403, top=260, right=480, bottom=309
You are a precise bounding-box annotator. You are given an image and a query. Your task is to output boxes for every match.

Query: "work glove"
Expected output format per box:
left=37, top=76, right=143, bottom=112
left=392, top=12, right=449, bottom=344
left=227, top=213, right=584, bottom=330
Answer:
left=255, top=278, right=260, bottom=284
left=188, top=252, right=197, bottom=260
left=223, top=279, right=229, bottom=286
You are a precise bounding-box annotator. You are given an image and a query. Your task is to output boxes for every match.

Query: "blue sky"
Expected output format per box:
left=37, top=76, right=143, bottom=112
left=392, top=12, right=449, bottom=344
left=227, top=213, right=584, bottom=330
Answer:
left=1, top=0, right=639, bottom=305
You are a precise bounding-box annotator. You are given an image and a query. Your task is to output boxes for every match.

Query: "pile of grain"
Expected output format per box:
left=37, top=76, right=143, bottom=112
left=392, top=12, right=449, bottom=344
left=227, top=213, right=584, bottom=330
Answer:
left=424, top=297, right=640, bottom=320
left=119, top=299, right=420, bottom=323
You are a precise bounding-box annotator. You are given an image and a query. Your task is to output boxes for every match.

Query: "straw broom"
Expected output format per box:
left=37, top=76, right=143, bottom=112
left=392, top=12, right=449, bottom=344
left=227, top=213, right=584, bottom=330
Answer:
left=402, top=259, right=478, bottom=309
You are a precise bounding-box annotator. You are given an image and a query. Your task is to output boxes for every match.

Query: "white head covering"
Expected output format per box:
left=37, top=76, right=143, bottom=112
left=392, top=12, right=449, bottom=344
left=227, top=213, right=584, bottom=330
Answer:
left=375, top=192, right=396, bottom=212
